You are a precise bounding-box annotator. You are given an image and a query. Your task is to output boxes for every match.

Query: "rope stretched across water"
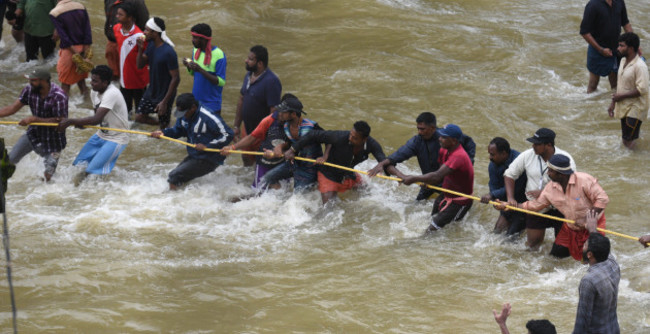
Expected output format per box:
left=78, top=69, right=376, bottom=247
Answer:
left=0, top=120, right=647, bottom=246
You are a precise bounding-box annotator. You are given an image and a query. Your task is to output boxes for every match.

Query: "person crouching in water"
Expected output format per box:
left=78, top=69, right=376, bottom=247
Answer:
left=151, top=93, right=233, bottom=190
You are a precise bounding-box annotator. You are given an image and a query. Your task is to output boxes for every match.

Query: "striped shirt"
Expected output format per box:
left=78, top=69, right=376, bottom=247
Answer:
left=283, top=118, right=323, bottom=159
left=19, top=83, right=68, bottom=153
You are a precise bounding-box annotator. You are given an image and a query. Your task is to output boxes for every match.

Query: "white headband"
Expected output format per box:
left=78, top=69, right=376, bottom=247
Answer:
left=146, top=18, right=175, bottom=48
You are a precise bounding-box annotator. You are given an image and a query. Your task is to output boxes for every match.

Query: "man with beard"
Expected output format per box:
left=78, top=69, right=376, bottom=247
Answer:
left=182, top=23, right=226, bottom=115
left=496, top=155, right=609, bottom=260
left=573, top=210, right=620, bottom=333
left=0, top=68, right=67, bottom=181
left=135, top=17, right=179, bottom=129
left=607, top=32, right=649, bottom=149
left=104, top=0, right=149, bottom=79
left=503, top=128, right=576, bottom=252
left=400, top=124, right=474, bottom=233
left=368, top=112, right=476, bottom=201
left=113, top=2, right=149, bottom=116
left=233, top=45, right=282, bottom=166
left=284, top=121, right=385, bottom=204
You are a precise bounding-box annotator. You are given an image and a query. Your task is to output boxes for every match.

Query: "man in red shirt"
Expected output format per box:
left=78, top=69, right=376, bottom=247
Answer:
left=113, top=2, right=149, bottom=116
left=402, top=124, right=474, bottom=233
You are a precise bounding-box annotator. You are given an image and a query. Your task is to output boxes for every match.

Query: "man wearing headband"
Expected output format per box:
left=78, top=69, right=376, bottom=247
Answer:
left=135, top=16, right=179, bottom=129
left=183, top=23, right=226, bottom=115
left=503, top=128, right=576, bottom=252
left=496, top=154, right=609, bottom=260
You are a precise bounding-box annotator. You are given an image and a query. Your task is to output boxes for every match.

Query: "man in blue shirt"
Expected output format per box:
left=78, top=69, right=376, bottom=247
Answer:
left=151, top=93, right=233, bottom=190
left=135, top=17, right=180, bottom=129
left=480, top=137, right=527, bottom=236
left=233, top=45, right=282, bottom=166
left=368, top=112, right=475, bottom=200
left=182, top=23, right=226, bottom=114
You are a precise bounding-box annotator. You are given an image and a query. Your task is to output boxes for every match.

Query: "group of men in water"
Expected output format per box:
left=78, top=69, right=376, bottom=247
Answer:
left=0, top=0, right=649, bottom=332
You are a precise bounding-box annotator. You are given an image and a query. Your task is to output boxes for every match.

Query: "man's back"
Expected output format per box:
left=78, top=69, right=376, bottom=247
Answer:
left=573, top=255, right=620, bottom=334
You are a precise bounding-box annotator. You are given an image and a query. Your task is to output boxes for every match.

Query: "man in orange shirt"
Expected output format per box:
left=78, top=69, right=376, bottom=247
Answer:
left=496, top=154, right=609, bottom=260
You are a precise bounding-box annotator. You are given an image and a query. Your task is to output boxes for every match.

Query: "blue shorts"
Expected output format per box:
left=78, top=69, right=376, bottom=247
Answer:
left=73, top=134, right=127, bottom=175
left=587, top=45, right=618, bottom=77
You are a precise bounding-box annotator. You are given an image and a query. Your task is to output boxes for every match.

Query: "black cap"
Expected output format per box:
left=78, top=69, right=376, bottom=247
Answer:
left=174, top=93, right=197, bottom=118
left=275, top=97, right=305, bottom=115
left=526, top=128, right=555, bottom=144
left=547, top=154, right=573, bottom=175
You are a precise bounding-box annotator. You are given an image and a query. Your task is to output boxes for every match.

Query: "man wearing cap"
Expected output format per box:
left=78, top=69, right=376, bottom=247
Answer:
left=284, top=120, right=385, bottom=204
left=401, top=124, right=474, bottom=232
left=135, top=16, right=179, bottom=129
left=57, top=65, right=129, bottom=183
left=259, top=95, right=324, bottom=192
left=368, top=112, right=476, bottom=201
left=607, top=32, right=648, bottom=150
left=497, top=154, right=609, bottom=260
left=182, top=23, right=226, bottom=115
left=503, top=128, right=576, bottom=252
left=0, top=68, right=67, bottom=181
left=233, top=45, right=282, bottom=167
left=222, top=93, right=293, bottom=189
left=151, top=93, right=233, bottom=190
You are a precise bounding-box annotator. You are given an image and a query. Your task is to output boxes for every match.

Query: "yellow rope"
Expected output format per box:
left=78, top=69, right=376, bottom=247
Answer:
left=0, top=120, right=646, bottom=245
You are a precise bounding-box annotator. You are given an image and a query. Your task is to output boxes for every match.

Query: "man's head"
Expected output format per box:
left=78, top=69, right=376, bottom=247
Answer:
left=190, top=23, right=212, bottom=49
left=275, top=94, right=304, bottom=123
left=90, top=65, right=112, bottom=93
left=349, top=121, right=371, bottom=146
left=526, top=319, right=557, bottom=334
left=618, top=32, right=640, bottom=57
left=437, top=124, right=462, bottom=150
left=546, top=154, right=573, bottom=183
left=144, top=17, right=166, bottom=41
left=415, top=112, right=436, bottom=140
left=174, top=93, right=199, bottom=120
left=25, top=67, right=51, bottom=92
left=488, top=137, right=511, bottom=165
left=527, top=128, right=555, bottom=156
left=115, top=2, right=134, bottom=25
left=245, top=45, right=268, bottom=72
left=582, top=232, right=611, bottom=264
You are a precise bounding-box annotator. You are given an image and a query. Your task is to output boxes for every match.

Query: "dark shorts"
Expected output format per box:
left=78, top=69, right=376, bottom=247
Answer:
left=136, top=97, right=173, bottom=128
left=120, top=87, right=145, bottom=114
left=501, top=210, right=526, bottom=236
left=525, top=208, right=563, bottom=236
left=621, top=117, right=642, bottom=141
left=430, top=196, right=473, bottom=230
left=416, top=186, right=440, bottom=201
left=167, top=156, right=218, bottom=186
left=587, top=45, right=619, bottom=77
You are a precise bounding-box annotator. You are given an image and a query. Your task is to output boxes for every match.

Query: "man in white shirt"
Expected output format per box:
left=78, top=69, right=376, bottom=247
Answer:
left=503, top=128, right=576, bottom=255
left=58, top=65, right=130, bottom=184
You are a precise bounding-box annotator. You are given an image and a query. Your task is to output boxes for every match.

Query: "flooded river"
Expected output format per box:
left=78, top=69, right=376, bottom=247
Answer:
left=0, top=0, right=649, bottom=332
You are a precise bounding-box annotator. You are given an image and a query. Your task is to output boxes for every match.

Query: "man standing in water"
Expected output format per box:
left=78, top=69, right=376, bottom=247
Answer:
left=573, top=210, right=620, bottom=333
left=0, top=68, right=67, bottom=181
left=151, top=93, right=233, bottom=190
left=607, top=32, right=648, bottom=149
left=497, top=155, right=609, bottom=260
left=401, top=124, right=474, bottom=232
left=233, top=45, right=282, bottom=166
left=104, top=0, right=149, bottom=80
left=284, top=121, right=385, bottom=204
left=580, top=0, right=634, bottom=93
left=182, top=23, right=226, bottom=115
left=57, top=65, right=130, bottom=182
left=368, top=112, right=476, bottom=201
left=503, top=128, right=576, bottom=252
left=135, top=17, right=180, bottom=129
left=480, top=137, right=527, bottom=236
